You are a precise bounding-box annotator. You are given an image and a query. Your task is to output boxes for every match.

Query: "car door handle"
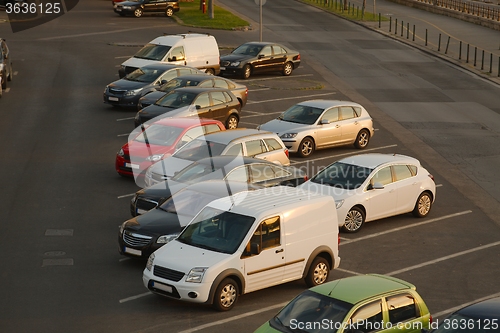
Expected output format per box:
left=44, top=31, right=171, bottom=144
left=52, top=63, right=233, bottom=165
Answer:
left=275, top=248, right=284, bottom=253
left=335, top=125, right=340, bottom=128
left=354, top=121, right=359, bottom=125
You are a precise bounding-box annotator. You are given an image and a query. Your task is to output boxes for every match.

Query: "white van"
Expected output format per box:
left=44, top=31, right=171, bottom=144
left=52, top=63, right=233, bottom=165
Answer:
left=119, top=33, right=220, bottom=78
left=142, top=186, right=341, bottom=311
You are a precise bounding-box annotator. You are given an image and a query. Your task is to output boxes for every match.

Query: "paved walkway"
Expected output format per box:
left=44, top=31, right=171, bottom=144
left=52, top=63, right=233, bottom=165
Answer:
left=299, top=0, right=500, bottom=85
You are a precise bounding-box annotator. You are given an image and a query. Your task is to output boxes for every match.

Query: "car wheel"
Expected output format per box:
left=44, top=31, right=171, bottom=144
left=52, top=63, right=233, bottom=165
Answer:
left=413, top=192, right=432, bottom=217
left=133, top=8, right=143, bottom=17
left=8, top=64, right=12, bottom=81
left=165, top=7, right=174, bottom=16
left=282, top=62, right=293, bottom=76
left=213, top=278, right=239, bottom=311
left=1, top=71, right=6, bottom=89
left=298, top=137, right=314, bottom=158
left=305, top=257, right=330, bottom=287
left=226, top=115, right=239, bottom=129
left=205, top=68, right=215, bottom=75
left=354, top=129, right=370, bottom=149
left=242, top=64, right=251, bottom=79
left=342, top=206, right=365, bottom=233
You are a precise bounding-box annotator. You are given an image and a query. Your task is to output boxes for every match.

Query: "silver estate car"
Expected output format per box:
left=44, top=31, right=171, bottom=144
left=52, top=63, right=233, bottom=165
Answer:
left=258, top=100, right=374, bottom=158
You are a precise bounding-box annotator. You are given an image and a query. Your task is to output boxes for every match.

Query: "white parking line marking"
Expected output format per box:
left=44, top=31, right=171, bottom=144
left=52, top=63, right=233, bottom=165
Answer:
left=115, top=55, right=133, bottom=59
left=242, top=112, right=282, bottom=118
left=177, top=302, right=289, bottom=333
left=119, top=292, right=152, bottom=304
left=119, top=257, right=131, bottom=262
left=239, top=121, right=261, bottom=126
left=386, top=240, right=500, bottom=276
left=38, top=25, right=169, bottom=40
left=117, top=133, right=129, bottom=137
left=248, top=88, right=271, bottom=92
left=247, top=92, right=336, bottom=105
left=242, top=74, right=313, bottom=82
left=432, top=291, right=500, bottom=318
left=118, top=193, right=135, bottom=199
left=436, top=184, right=443, bottom=187
left=335, top=268, right=362, bottom=276
left=340, top=211, right=472, bottom=246
left=290, top=144, right=398, bottom=165
left=117, top=117, right=135, bottom=121
left=340, top=237, right=351, bottom=241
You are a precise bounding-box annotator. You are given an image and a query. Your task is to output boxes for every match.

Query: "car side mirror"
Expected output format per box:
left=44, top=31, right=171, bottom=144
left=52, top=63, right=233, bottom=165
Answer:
left=258, top=54, right=265, bottom=59
left=250, top=243, right=261, bottom=255
left=195, top=105, right=201, bottom=110
left=160, top=80, right=168, bottom=85
left=168, top=56, right=177, bottom=62
left=320, top=119, right=330, bottom=125
left=368, top=182, right=384, bottom=190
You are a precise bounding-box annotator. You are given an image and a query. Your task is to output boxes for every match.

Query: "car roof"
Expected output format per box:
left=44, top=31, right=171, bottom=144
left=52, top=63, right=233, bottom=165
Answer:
left=172, top=74, right=214, bottom=81
left=200, top=129, right=274, bottom=144
left=153, top=117, right=223, bottom=128
left=310, top=274, right=416, bottom=305
left=242, top=41, right=282, bottom=47
left=297, top=99, right=364, bottom=109
left=453, top=296, right=500, bottom=319
left=171, top=86, right=235, bottom=94
left=192, top=155, right=280, bottom=168
left=181, top=179, right=262, bottom=195
left=338, top=153, right=421, bottom=169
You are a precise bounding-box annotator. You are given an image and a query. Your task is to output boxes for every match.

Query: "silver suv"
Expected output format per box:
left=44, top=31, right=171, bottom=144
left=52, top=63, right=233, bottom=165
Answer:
left=143, top=128, right=290, bottom=187
left=0, top=38, right=13, bottom=92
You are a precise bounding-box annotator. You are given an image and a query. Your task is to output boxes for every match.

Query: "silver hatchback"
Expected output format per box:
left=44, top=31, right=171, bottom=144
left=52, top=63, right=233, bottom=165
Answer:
left=258, top=100, right=374, bottom=157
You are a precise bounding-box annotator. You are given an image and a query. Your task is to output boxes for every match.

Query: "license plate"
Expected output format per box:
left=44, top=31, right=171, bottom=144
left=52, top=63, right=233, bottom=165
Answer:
left=220, top=67, right=225, bottom=70
left=124, top=247, right=141, bottom=256
left=108, top=96, right=119, bottom=101
left=137, top=208, right=147, bottom=215
left=152, top=281, right=172, bottom=293
left=125, top=163, right=139, bottom=170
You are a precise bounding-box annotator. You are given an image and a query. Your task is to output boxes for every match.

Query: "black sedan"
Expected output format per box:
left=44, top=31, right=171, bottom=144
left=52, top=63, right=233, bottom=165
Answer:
left=137, top=74, right=248, bottom=110
left=134, top=87, right=241, bottom=129
left=427, top=296, right=500, bottom=332
left=219, top=41, right=301, bottom=79
left=103, top=63, right=202, bottom=108
left=119, top=180, right=262, bottom=259
left=130, top=155, right=308, bottom=216
left=113, top=0, right=179, bottom=18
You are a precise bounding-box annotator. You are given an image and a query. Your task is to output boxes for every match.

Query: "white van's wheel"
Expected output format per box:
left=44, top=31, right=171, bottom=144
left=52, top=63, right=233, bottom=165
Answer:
left=305, top=257, right=330, bottom=287
left=213, top=278, right=239, bottom=311
left=205, top=68, right=215, bottom=75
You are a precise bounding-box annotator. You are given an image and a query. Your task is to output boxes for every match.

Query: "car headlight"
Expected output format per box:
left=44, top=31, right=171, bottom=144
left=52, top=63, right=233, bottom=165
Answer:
left=131, top=189, right=144, bottom=204
left=335, top=199, right=345, bottom=209
left=104, top=86, right=109, bottom=94
left=146, top=253, right=155, bottom=271
left=229, top=61, right=241, bottom=67
left=157, top=233, right=179, bottom=244
left=117, top=148, right=124, bottom=157
left=280, top=133, right=297, bottom=139
left=186, top=267, right=208, bottom=283
left=134, top=112, right=141, bottom=121
left=119, top=221, right=127, bottom=235
left=125, top=88, right=142, bottom=96
left=146, top=154, right=164, bottom=162
left=123, top=5, right=132, bottom=9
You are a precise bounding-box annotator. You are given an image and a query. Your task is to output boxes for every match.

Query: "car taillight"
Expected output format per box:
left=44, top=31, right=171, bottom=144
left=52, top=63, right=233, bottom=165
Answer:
left=304, top=175, right=308, bottom=182
left=245, top=88, right=248, bottom=96
left=338, top=234, right=340, bottom=246
left=294, top=54, right=301, bottom=60
left=429, top=315, right=433, bottom=324
left=285, top=149, right=289, bottom=158
left=428, top=174, right=435, bottom=182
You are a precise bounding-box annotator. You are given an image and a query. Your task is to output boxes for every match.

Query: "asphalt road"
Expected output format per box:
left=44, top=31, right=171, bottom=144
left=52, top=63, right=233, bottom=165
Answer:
left=0, top=1, right=499, bottom=332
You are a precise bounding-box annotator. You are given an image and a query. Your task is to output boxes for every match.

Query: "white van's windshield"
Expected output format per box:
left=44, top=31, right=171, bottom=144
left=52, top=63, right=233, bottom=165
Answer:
left=134, top=43, right=171, bottom=61
left=177, top=207, right=255, bottom=254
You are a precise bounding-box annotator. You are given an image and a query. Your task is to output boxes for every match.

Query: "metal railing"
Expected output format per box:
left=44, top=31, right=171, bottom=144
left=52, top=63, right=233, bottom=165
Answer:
left=417, top=0, right=500, bottom=21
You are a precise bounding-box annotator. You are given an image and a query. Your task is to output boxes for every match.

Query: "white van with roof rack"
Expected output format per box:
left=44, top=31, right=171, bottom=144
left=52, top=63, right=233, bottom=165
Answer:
left=119, top=33, right=220, bottom=78
left=142, top=186, right=341, bottom=311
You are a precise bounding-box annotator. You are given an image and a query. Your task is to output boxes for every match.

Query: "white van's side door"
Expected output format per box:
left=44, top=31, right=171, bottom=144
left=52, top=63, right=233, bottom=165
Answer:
left=166, top=46, right=187, bottom=65
left=242, top=216, right=284, bottom=293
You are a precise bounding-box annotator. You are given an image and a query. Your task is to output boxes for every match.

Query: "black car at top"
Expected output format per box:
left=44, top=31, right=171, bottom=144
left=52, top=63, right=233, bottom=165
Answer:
left=103, top=63, right=203, bottom=108
left=114, top=0, right=180, bottom=18
left=134, top=87, right=241, bottom=129
left=137, top=74, right=248, bottom=110
left=219, top=41, right=301, bottom=79
left=130, top=155, right=308, bottom=216
left=119, top=180, right=263, bottom=258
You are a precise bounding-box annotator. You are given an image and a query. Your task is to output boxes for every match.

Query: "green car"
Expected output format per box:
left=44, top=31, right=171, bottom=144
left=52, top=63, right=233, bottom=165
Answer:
left=254, top=274, right=431, bottom=333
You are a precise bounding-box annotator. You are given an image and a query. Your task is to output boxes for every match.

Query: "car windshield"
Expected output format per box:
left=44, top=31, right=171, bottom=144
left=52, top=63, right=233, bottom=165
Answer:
left=310, top=162, right=373, bottom=190
left=158, top=189, right=220, bottom=221
left=154, top=91, right=197, bottom=108
left=171, top=162, right=221, bottom=182
left=232, top=44, right=262, bottom=56
left=278, top=104, right=324, bottom=125
left=159, top=78, right=203, bottom=92
left=431, top=313, right=495, bottom=333
left=177, top=206, right=255, bottom=254
left=133, top=43, right=171, bottom=61
left=133, top=124, right=184, bottom=146
left=173, top=139, right=227, bottom=161
left=270, top=290, right=351, bottom=333
left=125, top=68, right=164, bottom=83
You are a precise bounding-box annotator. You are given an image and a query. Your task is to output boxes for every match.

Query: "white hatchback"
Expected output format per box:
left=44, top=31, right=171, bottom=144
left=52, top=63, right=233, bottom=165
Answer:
left=299, top=153, right=436, bottom=232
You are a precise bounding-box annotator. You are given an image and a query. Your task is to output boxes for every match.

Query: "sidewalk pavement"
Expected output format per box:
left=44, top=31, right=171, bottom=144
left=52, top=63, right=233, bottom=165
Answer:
left=300, top=0, right=500, bottom=85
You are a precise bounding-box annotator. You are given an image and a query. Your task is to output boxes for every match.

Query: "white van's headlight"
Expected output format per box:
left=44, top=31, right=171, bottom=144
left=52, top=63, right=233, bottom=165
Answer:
left=157, top=233, right=179, bottom=244
left=335, top=199, right=345, bottom=209
left=146, top=253, right=155, bottom=271
left=186, top=267, right=208, bottom=283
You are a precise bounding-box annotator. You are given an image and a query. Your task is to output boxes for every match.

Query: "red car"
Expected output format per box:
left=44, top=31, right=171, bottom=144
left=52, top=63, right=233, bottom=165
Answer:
left=116, top=118, right=225, bottom=178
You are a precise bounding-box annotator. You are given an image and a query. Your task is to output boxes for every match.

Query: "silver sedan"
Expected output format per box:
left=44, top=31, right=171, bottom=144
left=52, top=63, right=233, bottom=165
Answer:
left=258, top=100, right=374, bottom=157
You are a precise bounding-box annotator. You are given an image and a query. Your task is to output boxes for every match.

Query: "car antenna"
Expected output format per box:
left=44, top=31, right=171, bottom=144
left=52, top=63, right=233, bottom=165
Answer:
left=328, top=279, right=342, bottom=296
